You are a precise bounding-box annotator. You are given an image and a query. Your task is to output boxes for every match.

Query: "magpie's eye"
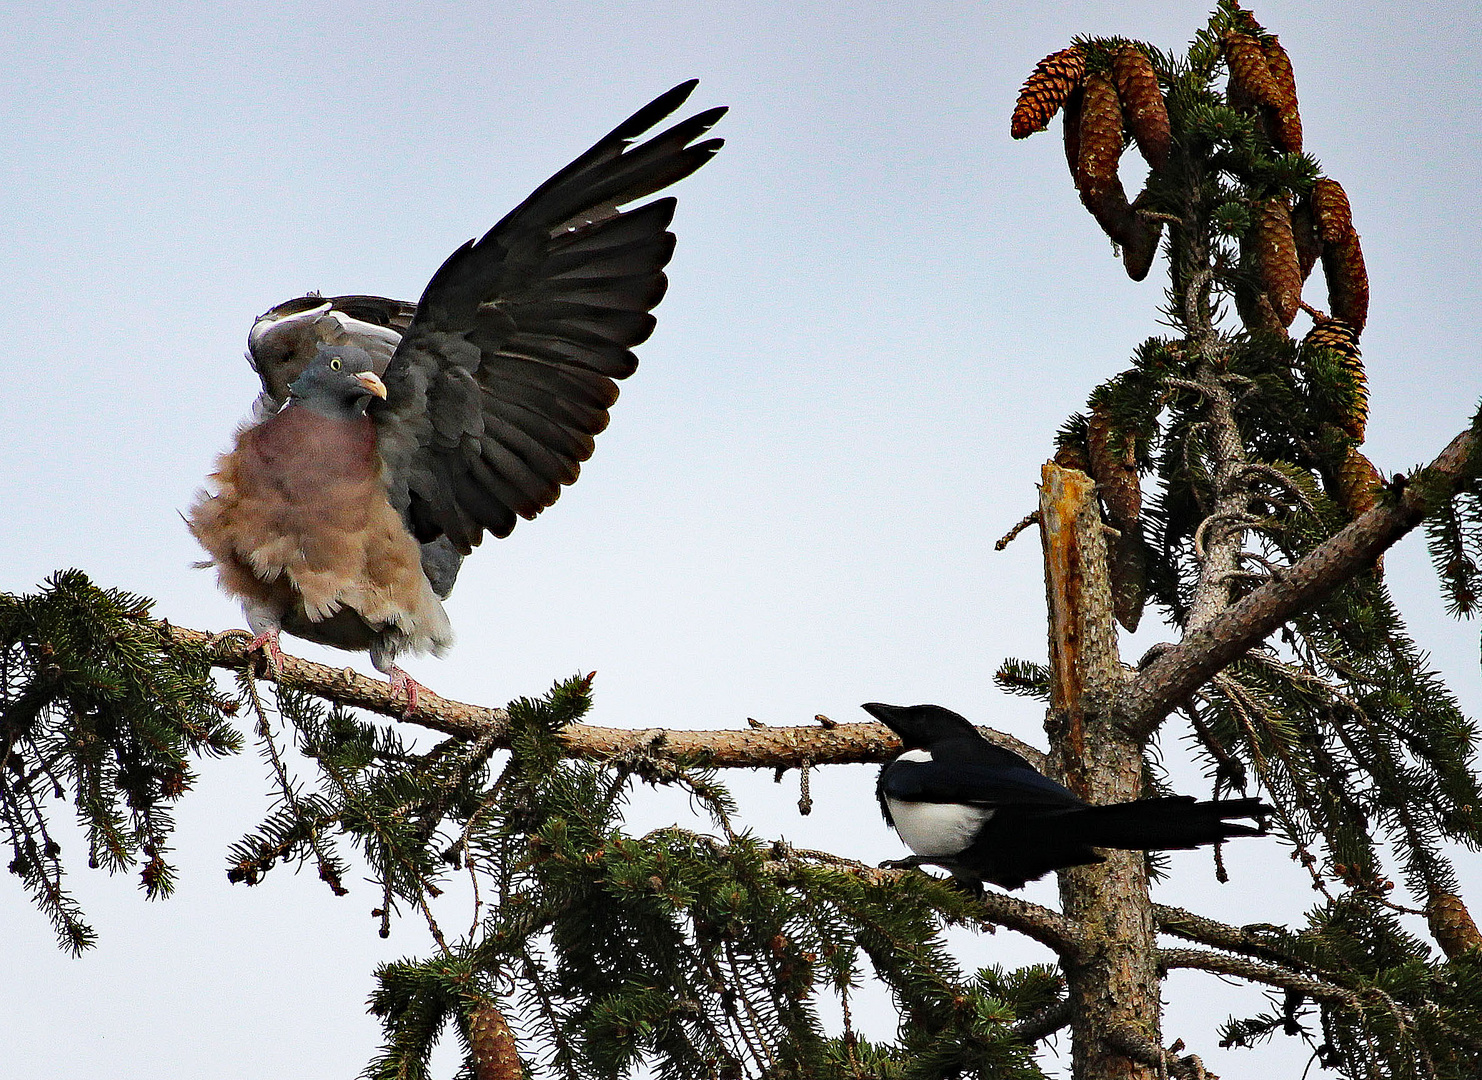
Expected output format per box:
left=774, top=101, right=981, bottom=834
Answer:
left=329, top=358, right=342, bottom=371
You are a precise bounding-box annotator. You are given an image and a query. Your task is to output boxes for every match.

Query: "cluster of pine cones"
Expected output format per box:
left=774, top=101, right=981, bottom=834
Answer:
left=1008, top=21, right=1368, bottom=342
left=1018, top=13, right=1382, bottom=591
left=1011, top=42, right=1168, bottom=282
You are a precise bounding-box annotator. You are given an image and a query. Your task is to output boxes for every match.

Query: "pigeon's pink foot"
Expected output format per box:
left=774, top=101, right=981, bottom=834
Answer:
left=385, top=666, right=431, bottom=715
left=245, top=628, right=286, bottom=675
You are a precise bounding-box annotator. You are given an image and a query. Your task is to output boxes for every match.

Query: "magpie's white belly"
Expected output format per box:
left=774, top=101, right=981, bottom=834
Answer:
left=887, top=797, right=994, bottom=857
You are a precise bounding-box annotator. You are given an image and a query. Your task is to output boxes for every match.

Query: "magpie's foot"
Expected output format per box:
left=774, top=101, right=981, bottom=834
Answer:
left=879, top=857, right=929, bottom=871
left=947, top=875, right=986, bottom=900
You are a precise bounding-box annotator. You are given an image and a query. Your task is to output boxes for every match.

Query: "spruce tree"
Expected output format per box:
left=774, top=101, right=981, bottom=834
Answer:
left=6, top=5, right=1482, bottom=1078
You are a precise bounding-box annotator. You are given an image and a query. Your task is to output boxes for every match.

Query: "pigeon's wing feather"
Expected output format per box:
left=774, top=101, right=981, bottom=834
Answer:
left=247, top=295, right=418, bottom=406
left=373, top=81, right=725, bottom=551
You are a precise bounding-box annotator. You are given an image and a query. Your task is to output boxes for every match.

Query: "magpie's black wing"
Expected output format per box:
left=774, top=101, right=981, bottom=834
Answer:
left=372, top=81, right=726, bottom=551
left=881, top=750, right=1085, bottom=809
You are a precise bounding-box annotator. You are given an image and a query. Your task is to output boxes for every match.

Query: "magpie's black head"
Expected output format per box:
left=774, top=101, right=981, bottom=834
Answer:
left=862, top=703, right=982, bottom=749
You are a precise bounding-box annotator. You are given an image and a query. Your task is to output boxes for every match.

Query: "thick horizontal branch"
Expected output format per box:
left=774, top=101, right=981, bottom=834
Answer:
left=160, top=624, right=1046, bottom=770
left=1158, top=946, right=1360, bottom=1006
left=1121, top=424, right=1479, bottom=735
left=1154, top=903, right=1308, bottom=967
left=1160, top=946, right=1482, bottom=1056
left=1011, top=998, right=1074, bottom=1044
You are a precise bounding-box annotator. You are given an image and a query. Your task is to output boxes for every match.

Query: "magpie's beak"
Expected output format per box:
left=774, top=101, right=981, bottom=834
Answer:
left=862, top=702, right=914, bottom=744
left=355, top=371, right=388, bottom=400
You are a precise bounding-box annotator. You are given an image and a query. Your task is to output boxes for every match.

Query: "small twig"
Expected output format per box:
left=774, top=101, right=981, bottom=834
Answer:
left=995, top=510, right=1041, bottom=550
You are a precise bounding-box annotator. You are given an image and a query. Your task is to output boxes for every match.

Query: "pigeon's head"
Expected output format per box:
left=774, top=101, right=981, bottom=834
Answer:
left=287, top=345, right=387, bottom=417
left=862, top=702, right=981, bottom=749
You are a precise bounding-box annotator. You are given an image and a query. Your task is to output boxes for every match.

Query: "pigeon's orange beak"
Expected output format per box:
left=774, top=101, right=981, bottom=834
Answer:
left=354, top=371, right=388, bottom=400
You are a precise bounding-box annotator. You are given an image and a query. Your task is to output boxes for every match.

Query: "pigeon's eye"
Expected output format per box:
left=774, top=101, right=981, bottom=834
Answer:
left=329, top=358, right=342, bottom=371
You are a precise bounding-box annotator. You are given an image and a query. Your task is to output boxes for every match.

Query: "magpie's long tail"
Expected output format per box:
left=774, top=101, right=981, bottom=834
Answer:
left=1068, top=796, right=1271, bottom=851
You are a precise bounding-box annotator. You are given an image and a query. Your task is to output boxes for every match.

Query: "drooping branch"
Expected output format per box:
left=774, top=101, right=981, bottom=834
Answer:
left=759, top=843, right=1083, bottom=957
left=1121, top=423, right=1480, bottom=736
left=157, top=624, right=1047, bottom=770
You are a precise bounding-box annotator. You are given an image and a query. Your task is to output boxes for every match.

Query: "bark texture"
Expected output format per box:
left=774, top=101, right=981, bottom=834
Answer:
left=1040, top=464, right=1158, bottom=1080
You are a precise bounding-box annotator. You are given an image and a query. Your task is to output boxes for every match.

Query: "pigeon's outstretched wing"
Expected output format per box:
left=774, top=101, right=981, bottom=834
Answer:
left=370, top=80, right=726, bottom=552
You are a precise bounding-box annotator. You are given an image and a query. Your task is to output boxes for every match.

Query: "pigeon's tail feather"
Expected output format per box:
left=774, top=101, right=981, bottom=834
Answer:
left=1071, top=796, right=1270, bottom=851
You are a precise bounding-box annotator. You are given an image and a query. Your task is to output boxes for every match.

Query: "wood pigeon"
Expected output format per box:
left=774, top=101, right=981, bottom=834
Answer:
left=866, top=702, right=1272, bottom=891
left=189, top=82, right=725, bottom=706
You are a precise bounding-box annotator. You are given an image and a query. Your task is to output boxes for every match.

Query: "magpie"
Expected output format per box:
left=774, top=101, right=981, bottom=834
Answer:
left=866, top=702, right=1272, bottom=891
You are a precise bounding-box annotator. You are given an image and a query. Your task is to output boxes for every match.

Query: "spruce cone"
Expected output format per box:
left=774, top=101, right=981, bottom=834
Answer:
left=1075, top=72, right=1126, bottom=207
left=1292, top=195, right=1322, bottom=281
left=1122, top=186, right=1163, bottom=282
left=1235, top=207, right=1288, bottom=336
left=1312, top=179, right=1369, bottom=332
left=1261, top=35, right=1303, bottom=153
left=1076, top=72, right=1150, bottom=260
left=1054, top=438, right=1092, bottom=475
left=1323, top=233, right=1370, bottom=334
left=1062, top=87, right=1084, bottom=185
left=1252, top=197, right=1303, bottom=326
left=1302, top=318, right=1367, bottom=440
left=468, top=1002, right=522, bottom=1080
left=1013, top=46, right=1087, bottom=139
left=1223, top=31, right=1281, bottom=108
left=1087, top=408, right=1145, bottom=631
left=1233, top=286, right=1285, bottom=335
left=1112, top=44, right=1171, bottom=171
left=1311, top=178, right=1354, bottom=244
left=1337, top=447, right=1381, bottom=519
left=1428, top=891, right=1482, bottom=958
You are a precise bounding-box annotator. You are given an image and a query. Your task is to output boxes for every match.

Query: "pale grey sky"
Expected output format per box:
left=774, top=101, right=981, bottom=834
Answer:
left=3, top=2, right=1480, bottom=1077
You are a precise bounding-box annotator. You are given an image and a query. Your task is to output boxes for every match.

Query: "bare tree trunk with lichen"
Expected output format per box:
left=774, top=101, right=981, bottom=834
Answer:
left=1041, top=465, right=1162, bottom=1080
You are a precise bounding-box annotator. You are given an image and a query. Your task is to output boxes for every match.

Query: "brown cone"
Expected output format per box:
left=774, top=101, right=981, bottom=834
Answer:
left=1302, top=319, right=1367, bottom=440
left=1429, top=891, right=1482, bottom=959
left=1311, top=178, right=1355, bottom=245
left=1261, top=35, right=1303, bottom=153
left=1235, top=206, right=1288, bottom=336
left=1086, top=409, right=1140, bottom=526
left=1337, top=447, right=1381, bottom=519
left=1076, top=72, right=1126, bottom=206
left=1062, top=87, right=1084, bottom=185
left=1086, top=407, right=1145, bottom=629
left=1122, top=186, right=1163, bottom=282
left=1054, top=439, right=1092, bottom=475
left=1013, top=46, right=1087, bottom=139
left=1323, top=234, right=1370, bottom=335
left=1223, top=31, right=1281, bottom=108
left=1252, top=197, right=1303, bottom=326
left=469, top=1002, right=522, bottom=1080
left=1076, top=72, right=1147, bottom=257
left=1292, top=195, right=1322, bottom=282
left=1112, top=44, right=1171, bottom=171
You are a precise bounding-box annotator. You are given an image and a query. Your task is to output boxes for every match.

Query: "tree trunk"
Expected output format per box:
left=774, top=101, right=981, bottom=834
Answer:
left=1040, top=463, right=1159, bottom=1080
